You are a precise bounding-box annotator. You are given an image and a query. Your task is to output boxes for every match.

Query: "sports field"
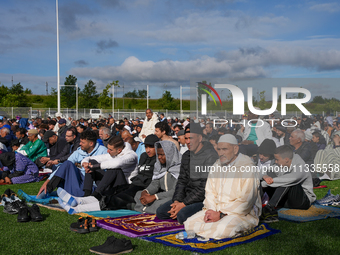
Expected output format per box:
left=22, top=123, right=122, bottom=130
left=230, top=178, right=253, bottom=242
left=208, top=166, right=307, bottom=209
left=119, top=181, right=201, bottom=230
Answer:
left=1, top=180, right=339, bottom=255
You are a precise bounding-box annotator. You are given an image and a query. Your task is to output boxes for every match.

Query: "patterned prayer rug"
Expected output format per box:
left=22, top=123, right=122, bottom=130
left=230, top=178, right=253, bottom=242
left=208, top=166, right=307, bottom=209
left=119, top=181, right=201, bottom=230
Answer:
left=142, top=224, right=280, bottom=253
left=278, top=204, right=340, bottom=222
left=76, top=210, right=141, bottom=220
left=97, top=213, right=184, bottom=237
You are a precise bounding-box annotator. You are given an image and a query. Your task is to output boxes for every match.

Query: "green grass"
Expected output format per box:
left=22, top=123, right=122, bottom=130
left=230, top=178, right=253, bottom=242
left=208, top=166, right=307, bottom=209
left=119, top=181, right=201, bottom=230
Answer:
left=1, top=181, right=340, bottom=255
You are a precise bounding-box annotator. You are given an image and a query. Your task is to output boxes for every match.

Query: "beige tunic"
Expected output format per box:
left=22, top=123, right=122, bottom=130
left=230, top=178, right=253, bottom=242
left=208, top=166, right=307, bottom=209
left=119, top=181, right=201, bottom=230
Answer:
left=184, top=153, right=261, bottom=240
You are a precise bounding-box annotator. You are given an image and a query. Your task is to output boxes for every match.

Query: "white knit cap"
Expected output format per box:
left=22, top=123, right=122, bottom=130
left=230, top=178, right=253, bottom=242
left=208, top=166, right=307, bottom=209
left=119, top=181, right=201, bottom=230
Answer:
left=218, top=134, right=238, bottom=145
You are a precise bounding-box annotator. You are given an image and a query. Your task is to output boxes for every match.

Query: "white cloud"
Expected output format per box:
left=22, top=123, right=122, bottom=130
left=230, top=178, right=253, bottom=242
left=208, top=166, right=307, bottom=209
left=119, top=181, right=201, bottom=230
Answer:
left=309, top=3, right=340, bottom=13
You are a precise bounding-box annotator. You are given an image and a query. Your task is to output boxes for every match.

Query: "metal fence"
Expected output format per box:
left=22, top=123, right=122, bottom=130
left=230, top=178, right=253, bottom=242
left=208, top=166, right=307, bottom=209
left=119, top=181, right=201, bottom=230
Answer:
left=0, top=107, right=336, bottom=120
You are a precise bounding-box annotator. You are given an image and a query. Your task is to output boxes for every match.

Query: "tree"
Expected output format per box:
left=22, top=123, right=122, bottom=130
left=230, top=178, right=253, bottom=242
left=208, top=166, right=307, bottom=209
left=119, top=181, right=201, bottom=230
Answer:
left=312, top=96, right=325, bottom=104
left=98, top=80, right=119, bottom=109
left=138, top=89, right=147, bottom=98
left=79, top=80, right=98, bottom=108
left=2, top=83, right=30, bottom=107
left=24, top=88, right=32, bottom=94
left=61, top=75, right=78, bottom=108
left=158, top=90, right=177, bottom=110
left=124, top=90, right=139, bottom=98
left=0, top=84, right=9, bottom=102
left=9, top=83, right=24, bottom=94
left=124, top=89, right=147, bottom=99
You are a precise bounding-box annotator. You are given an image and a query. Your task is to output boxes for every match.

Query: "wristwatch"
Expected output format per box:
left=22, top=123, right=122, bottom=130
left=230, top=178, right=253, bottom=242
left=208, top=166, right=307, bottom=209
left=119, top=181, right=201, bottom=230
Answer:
left=219, top=211, right=225, bottom=219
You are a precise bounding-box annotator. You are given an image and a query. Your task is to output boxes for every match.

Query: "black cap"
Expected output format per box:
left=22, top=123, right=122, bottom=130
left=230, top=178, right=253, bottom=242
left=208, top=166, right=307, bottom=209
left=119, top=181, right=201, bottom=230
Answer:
left=144, top=134, right=160, bottom=146
left=258, top=139, right=276, bottom=155
left=275, top=126, right=286, bottom=132
left=188, top=123, right=203, bottom=135
left=43, top=130, right=57, bottom=143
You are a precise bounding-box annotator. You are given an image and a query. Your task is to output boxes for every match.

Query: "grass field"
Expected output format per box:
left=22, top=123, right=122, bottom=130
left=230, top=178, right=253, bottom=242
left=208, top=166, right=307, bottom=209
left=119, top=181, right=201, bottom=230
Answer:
left=1, top=180, right=340, bottom=255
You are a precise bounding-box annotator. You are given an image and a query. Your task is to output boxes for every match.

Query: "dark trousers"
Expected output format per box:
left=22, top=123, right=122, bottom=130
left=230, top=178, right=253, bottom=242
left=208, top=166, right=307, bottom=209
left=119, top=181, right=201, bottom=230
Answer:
left=156, top=200, right=204, bottom=224
left=262, top=184, right=310, bottom=210
left=239, top=144, right=259, bottom=157
left=83, top=169, right=127, bottom=195
left=104, top=184, right=144, bottom=210
left=2, top=171, right=24, bottom=179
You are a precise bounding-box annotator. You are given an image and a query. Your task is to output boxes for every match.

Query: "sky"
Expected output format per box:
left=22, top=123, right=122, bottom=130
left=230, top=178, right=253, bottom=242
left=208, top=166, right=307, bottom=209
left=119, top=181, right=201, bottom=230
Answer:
left=1, top=0, right=340, bottom=101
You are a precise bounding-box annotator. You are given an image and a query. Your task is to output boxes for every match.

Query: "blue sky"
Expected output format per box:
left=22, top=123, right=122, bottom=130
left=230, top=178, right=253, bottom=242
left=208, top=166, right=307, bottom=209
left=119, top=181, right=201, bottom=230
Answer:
left=1, top=0, right=340, bottom=100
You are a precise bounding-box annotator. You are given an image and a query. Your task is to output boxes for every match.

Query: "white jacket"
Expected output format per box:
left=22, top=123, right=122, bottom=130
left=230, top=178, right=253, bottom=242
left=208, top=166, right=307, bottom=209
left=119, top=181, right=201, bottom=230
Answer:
left=81, top=142, right=138, bottom=183
left=242, top=118, right=272, bottom=146
left=139, top=113, right=159, bottom=141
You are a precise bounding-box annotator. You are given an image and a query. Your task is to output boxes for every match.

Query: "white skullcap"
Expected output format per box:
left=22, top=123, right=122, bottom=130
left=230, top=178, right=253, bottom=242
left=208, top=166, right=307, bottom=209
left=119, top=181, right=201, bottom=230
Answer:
left=218, top=134, right=238, bottom=145
left=304, top=130, right=313, bottom=141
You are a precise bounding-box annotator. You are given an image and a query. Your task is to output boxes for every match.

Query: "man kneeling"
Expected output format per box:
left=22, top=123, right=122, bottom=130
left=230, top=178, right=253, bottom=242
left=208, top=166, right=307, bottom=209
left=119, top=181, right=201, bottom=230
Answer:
left=184, top=134, right=261, bottom=240
left=260, top=145, right=316, bottom=223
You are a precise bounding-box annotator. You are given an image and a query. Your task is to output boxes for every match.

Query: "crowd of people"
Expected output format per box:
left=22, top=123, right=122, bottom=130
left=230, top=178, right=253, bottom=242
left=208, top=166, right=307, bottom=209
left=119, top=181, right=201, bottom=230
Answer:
left=0, top=108, right=339, bottom=252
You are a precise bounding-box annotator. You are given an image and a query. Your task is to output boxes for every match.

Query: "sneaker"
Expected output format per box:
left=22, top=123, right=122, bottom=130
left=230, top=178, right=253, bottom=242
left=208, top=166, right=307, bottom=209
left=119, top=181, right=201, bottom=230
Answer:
left=17, top=207, right=30, bottom=222
left=89, top=236, right=133, bottom=255
left=3, top=201, right=21, bottom=214
left=29, top=204, right=44, bottom=222
left=88, top=217, right=99, bottom=232
left=260, top=204, right=279, bottom=223
left=70, top=217, right=90, bottom=234
left=317, top=194, right=340, bottom=206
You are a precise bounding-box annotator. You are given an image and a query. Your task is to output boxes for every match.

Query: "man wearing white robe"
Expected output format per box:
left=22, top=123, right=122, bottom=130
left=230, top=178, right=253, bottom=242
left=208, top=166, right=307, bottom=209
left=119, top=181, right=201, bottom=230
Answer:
left=184, top=134, right=261, bottom=240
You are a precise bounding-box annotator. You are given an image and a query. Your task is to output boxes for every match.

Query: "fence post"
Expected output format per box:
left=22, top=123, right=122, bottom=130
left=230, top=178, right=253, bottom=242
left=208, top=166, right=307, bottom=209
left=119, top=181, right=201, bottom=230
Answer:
left=225, top=110, right=226, bottom=119
left=118, top=109, right=119, bottom=119
left=134, top=109, right=136, bottom=119
left=30, top=107, right=32, bottom=119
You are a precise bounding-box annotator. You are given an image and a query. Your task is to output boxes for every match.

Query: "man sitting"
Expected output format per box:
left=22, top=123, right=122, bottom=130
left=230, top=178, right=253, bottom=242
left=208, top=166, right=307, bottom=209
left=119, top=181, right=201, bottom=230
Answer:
left=57, top=119, right=68, bottom=138
left=81, top=136, right=138, bottom=199
left=57, top=134, right=159, bottom=213
left=99, top=127, right=112, bottom=148
left=184, top=134, right=261, bottom=239
left=38, top=130, right=68, bottom=167
left=260, top=145, right=316, bottom=223
left=15, top=128, right=29, bottom=146
left=134, top=140, right=181, bottom=214
left=289, top=129, right=314, bottom=165
left=154, top=121, right=180, bottom=151
left=156, top=123, right=219, bottom=224
left=20, top=129, right=47, bottom=163
left=45, top=127, right=80, bottom=168
left=37, top=130, right=107, bottom=198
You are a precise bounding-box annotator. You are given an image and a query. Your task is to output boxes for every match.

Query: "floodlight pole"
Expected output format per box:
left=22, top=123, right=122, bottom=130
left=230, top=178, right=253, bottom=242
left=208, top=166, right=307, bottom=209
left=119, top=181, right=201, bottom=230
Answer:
left=56, top=0, right=61, bottom=114
left=147, top=85, right=149, bottom=109
left=112, top=84, right=115, bottom=119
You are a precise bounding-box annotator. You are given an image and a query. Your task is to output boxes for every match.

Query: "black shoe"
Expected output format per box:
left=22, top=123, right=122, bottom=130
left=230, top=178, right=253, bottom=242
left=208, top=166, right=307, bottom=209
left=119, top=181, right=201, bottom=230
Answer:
left=88, top=217, right=99, bottom=232
left=29, top=204, right=43, bottom=222
left=260, top=204, right=279, bottom=223
left=70, top=217, right=90, bottom=234
left=3, top=201, right=21, bottom=214
left=17, top=207, right=31, bottom=222
left=89, top=236, right=133, bottom=255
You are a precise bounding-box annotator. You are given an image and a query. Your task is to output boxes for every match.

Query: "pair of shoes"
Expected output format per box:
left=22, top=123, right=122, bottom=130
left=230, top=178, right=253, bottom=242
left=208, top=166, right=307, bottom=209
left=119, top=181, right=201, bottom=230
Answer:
left=17, top=204, right=44, bottom=222
left=3, top=200, right=26, bottom=214
left=260, top=204, right=279, bottom=223
left=89, top=235, right=133, bottom=255
left=70, top=216, right=99, bottom=234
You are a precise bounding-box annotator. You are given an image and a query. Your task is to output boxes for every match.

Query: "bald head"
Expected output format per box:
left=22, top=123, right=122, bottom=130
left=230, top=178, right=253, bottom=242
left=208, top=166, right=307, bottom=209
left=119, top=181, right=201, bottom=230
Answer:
left=121, top=130, right=133, bottom=142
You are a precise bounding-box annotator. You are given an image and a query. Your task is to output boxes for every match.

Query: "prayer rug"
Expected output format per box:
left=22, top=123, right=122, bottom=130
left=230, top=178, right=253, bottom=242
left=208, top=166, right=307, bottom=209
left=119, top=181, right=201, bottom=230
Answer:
left=76, top=210, right=141, bottom=220
left=142, top=224, right=280, bottom=253
left=278, top=204, right=340, bottom=222
left=97, top=213, right=184, bottom=237
left=18, top=189, right=58, bottom=205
